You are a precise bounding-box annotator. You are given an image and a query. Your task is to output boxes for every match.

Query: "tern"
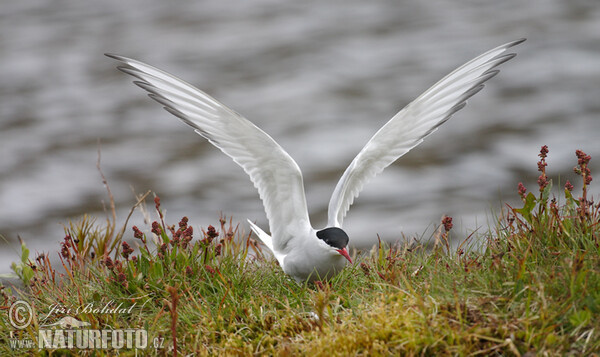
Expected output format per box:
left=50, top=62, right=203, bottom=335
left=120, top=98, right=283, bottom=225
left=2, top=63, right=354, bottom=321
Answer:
left=107, top=38, right=524, bottom=282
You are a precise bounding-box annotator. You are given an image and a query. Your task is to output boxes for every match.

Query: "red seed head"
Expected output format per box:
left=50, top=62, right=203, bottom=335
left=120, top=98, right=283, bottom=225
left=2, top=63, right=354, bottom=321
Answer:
left=204, top=265, right=216, bottom=275
left=179, top=216, right=189, bottom=229
left=103, top=256, right=114, bottom=269
left=442, top=216, right=453, bottom=232
left=537, top=161, right=547, bottom=172
left=132, top=226, right=144, bottom=239
left=121, top=242, right=134, bottom=259
left=205, top=225, right=219, bottom=243
left=185, top=266, right=193, bottom=276
left=564, top=180, right=574, bottom=192
left=576, top=150, right=591, bottom=166
left=151, top=221, right=162, bottom=235
left=537, top=174, right=548, bottom=191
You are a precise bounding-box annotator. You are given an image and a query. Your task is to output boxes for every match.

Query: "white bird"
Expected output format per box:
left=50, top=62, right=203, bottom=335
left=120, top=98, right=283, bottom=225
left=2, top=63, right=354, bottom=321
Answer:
left=107, top=38, right=524, bottom=283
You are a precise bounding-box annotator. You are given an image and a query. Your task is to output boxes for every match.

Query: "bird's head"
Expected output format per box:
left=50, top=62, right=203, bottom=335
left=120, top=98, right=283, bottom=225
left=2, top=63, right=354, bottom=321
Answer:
left=316, top=227, right=352, bottom=263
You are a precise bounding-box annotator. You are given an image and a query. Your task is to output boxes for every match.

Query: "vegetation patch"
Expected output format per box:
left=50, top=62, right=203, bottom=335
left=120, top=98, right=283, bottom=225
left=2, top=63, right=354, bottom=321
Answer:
left=1, top=146, right=599, bottom=355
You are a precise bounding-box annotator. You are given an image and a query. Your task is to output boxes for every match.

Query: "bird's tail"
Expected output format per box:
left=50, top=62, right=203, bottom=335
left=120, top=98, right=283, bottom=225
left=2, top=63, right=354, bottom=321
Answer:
left=247, top=220, right=285, bottom=266
left=247, top=220, right=273, bottom=250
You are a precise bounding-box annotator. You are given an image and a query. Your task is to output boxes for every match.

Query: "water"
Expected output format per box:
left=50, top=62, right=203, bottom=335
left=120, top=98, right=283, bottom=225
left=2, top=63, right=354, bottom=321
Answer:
left=1, top=0, right=599, bottom=273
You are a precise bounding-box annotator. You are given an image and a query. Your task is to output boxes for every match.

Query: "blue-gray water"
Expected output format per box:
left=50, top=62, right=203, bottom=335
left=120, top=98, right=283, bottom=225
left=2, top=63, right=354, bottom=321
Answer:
left=1, top=1, right=599, bottom=273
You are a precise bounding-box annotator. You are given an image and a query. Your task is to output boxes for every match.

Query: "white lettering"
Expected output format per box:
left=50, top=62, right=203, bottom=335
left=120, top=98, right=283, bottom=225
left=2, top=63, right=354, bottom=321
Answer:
left=38, top=329, right=147, bottom=350
left=52, top=330, right=66, bottom=349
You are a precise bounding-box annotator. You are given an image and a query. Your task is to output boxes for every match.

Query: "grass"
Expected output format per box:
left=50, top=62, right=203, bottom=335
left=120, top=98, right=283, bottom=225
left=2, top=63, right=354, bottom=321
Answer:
left=1, top=146, right=599, bottom=356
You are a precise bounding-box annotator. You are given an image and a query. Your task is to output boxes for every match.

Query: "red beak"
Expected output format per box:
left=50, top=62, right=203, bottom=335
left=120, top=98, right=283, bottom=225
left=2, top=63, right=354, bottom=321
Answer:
left=336, top=247, right=353, bottom=263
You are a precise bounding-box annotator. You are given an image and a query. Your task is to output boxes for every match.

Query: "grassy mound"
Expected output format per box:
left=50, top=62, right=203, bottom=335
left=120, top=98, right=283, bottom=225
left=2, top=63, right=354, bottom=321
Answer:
left=2, top=146, right=599, bottom=355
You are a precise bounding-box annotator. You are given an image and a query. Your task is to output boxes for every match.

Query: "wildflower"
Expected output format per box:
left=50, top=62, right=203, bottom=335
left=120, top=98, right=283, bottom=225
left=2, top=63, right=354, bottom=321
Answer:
left=576, top=149, right=591, bottom=166
left=103, top=256, right=114, bottom=269
left=537, top=174, right=549, bottom=191
left=574, top=151, right=592, bottom=184
left=183, top=226, right=193, bottom=239
left=60, top=244, right=70, bottom=259
left=204, top=225, right=218, bottom=244
left=116, top=272, right=128, bottom=288
left=517, top=182, right=527, bottom=200
left=154, top=196, right=161, bottom=211
left=179, top=216, right=189, bottom=229
left=539, top=145, right=549, bottom=159
left=215, top=243, right=222, bottom=256
left=572, top=149, right=594, bottom=220
left=151, top=221, right=162, bottom=235
left=173, top=228, right=181, bottom=239
left=207, top=225, right=218, bottom=239
left=442, top=216, right=453, bottom=232
left=204, top=265, right=216, bottom=275
left=181, top=238, right=191, bottom=250
left=165, top=224, right=175, bottom=236
left=121, top=242, right=134, bottom=260
left=564, top=180, right=574, bottom=192
left=185, top=266, right=193, bottom=276
left=537, top=161, right=547, bottom=172
left=171, top=234, right=180, bottom=247
left=132, top=226, right=144, bottom=240
left=537, top=145, right=549, bottom=192
left=159, top=243, right=167, bottom=254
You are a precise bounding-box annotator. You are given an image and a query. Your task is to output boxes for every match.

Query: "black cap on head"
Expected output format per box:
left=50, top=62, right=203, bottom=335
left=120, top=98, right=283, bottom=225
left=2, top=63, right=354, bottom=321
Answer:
left=316, top=227, right=349, bottom=249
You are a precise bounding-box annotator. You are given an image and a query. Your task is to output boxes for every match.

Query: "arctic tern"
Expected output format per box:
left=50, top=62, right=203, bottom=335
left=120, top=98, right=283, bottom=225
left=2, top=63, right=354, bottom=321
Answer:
left=107, top=38, right=524, bottom=282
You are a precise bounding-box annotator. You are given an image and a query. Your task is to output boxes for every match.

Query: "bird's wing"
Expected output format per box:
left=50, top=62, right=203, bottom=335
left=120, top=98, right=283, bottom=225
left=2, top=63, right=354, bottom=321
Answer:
left=107, top=54, right=311, bottom=252
left=327, top=39, right=525, bottom=228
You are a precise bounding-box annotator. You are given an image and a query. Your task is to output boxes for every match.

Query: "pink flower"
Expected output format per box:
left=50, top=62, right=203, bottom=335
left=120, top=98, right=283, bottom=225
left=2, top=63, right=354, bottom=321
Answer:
left=442, top=216, right=453, bottom=232
left=564, top=180, right=574, bottom=192
left=518, top=182, right=527, bottom=199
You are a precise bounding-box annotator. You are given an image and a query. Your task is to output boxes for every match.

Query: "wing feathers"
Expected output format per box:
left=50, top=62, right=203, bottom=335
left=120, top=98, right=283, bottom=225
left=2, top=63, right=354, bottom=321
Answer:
left=108, top=54, right=312, bottom=253
left=327, top=39, right=524, bottom=227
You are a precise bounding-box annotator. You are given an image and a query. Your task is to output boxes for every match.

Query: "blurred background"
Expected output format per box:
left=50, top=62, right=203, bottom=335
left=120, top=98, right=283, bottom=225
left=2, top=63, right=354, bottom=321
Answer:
left=1, top=0, right=599, bottom=274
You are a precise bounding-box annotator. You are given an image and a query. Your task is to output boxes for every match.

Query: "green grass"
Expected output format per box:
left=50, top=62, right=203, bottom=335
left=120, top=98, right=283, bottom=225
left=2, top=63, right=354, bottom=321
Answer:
left=1, top=146, right=599, bottom=356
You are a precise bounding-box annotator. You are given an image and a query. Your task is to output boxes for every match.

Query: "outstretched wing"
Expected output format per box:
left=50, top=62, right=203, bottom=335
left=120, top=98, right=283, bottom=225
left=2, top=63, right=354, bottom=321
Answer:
left=327, top=39, right=525, bottom=228
left=107, top=54, right=311, bottom=251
